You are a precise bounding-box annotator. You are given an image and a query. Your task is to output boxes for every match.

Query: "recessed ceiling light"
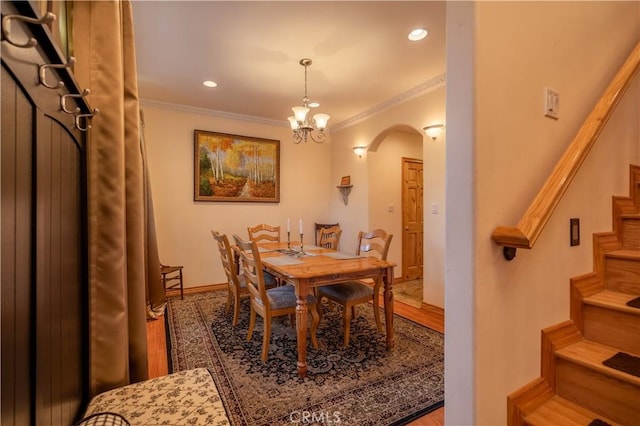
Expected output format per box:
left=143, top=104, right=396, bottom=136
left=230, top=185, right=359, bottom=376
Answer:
left=408, top=28, right=428, bottom=41
left=202, top=80, right=218, bottom=88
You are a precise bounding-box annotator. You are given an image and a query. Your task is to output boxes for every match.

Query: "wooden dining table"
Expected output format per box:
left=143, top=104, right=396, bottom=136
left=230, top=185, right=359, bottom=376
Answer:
left=256, top=241, right=396, bottom=377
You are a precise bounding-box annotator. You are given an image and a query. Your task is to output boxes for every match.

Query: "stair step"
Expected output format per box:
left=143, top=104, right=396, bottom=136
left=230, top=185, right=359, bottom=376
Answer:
left=621, top=214, right=640, bottom=250
left=523, top=395, right=619, bottom=426
left=555, top=340, right=640, bottom=424
left=556, top=340, right=640, bottom=386
left=605, top=250, right=640, bottom=294
left=584, top=290, right=640, bottom=313
left=583, top=290, right=640, bottom=354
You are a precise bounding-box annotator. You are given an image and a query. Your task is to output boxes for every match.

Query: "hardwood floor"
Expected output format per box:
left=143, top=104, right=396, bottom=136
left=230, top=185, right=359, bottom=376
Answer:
left=146, top=313, right=169, bottom=379
left=148, top=288, right=445, bottom=425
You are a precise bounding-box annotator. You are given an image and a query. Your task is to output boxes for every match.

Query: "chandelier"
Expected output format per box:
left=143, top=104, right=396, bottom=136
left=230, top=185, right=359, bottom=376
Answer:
left=287, top=58, right=330, bottom=143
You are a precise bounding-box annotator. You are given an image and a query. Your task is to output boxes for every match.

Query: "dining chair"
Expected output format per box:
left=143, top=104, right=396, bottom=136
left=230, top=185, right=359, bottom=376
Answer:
left=212, top=230, right=277, bottom=326
left=314, top=222, right=339, bottom=245
left=247, top=223, right=284, bottom=285
left=233, top=234, right=320, bottom=361
left=318, top=225, right=342, bottom=250
left=317, top=229, right=393, bottom=347
left=247, top=224, right=280, bottom=243
left=160, top=263, right=184, bottom=300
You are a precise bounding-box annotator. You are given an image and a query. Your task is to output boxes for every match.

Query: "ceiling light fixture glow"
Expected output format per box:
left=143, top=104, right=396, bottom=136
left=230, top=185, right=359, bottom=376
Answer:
left=408, top=28, right=428, bottom=41
left=202, top=80, right=218, bottom=88
left=287, top=58, right=330, bottom=144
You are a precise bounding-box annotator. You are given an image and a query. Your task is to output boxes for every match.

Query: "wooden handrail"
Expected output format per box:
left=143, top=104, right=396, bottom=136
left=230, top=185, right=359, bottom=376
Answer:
left=492, top=41, right=640, bottom=257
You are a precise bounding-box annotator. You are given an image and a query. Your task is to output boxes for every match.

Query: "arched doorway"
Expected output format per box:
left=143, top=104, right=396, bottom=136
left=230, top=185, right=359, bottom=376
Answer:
left=367, top=125, right=424, bottom=302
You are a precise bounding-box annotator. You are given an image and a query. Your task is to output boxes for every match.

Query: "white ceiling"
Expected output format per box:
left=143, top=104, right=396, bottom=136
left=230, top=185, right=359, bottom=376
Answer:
left=131, top=1, right=446, bottom=129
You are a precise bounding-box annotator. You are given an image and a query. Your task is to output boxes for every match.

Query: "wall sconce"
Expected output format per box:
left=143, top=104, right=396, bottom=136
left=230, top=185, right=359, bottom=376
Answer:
left=353, top=146, right=367, bottom=157
left=423, top=124, right=444, bottom=140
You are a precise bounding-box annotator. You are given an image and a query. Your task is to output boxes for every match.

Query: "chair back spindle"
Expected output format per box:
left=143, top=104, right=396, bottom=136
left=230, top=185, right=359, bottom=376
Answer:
left=247, top=224, right=280, bottom=243
left=212, top=230, right=248, bottom=325
left=233, top=234, right=270, bottom=309
left=356, top=229, right=393, bottom=260
left=319, top=225, right=342, bottom=250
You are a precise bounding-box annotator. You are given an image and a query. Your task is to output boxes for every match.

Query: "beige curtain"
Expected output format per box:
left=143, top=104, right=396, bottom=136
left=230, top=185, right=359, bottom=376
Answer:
left=71, top=0, right=165, bottom=396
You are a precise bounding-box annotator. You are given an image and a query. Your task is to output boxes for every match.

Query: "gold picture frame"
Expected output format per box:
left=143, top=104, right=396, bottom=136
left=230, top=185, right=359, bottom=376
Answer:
left=194, top=130, right=280, bottom=202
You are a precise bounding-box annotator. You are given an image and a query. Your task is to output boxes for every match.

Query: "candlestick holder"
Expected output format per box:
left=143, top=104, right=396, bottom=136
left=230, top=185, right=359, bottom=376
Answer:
left=299, top=233, right=304, bottom=254
left=287, top=231, right=291, bottom=249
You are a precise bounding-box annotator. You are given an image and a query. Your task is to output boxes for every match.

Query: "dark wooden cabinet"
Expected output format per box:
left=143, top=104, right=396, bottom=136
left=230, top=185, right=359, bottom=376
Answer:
left=1, top=2, right=90, bottom=424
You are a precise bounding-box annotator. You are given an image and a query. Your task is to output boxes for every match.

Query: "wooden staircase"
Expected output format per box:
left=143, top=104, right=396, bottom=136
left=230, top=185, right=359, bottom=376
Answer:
left=507, top=165, right=640, bottom=426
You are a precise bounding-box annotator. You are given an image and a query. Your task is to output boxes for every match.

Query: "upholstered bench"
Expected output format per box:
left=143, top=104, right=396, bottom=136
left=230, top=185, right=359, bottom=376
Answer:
left=76, top=368, right=229, bottom=425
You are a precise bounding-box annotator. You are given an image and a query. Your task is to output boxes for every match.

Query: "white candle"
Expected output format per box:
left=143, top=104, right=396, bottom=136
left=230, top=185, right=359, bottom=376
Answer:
left=299, top=219, right=303, bottom=234
left=287, top=218, right=290, bottom=232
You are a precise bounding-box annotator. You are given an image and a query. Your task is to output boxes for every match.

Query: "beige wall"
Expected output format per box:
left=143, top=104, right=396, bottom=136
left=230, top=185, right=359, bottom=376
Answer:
left=143, top=86, right=446, bottom=305
left=446, top=2, right=640, bottom=425
left=143, top=104, right=332, bottom=287
left=368, top=130, right=423, bottom=278
left=331, top=87, right=446, bottom=307
left=329, top=86, right=447, bottom=308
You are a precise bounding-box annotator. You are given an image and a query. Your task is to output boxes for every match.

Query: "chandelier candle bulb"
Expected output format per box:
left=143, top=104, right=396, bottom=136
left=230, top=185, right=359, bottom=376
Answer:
left=292, top=106, right=309, bottom=123
left=313, top=113, right=330, bottom=130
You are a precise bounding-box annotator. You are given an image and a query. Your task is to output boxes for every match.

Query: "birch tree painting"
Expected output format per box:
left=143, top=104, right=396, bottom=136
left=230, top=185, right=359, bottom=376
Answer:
left=194, top=130, right=280, bottom=202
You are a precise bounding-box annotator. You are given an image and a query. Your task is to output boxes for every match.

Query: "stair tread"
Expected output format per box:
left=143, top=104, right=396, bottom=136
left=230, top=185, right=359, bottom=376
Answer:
left=556, top=340, right=640, bottom=386
left=584, top=290, right=640, bottom=314
left=606, top=249, right=640, bottom=260
left=524, top=395, right=620, bottom=426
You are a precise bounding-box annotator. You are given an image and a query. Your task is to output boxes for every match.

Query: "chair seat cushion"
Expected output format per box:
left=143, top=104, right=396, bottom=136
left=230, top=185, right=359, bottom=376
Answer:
left=263, top=271, right=278, bottom=287
left=318, top=281, right=373, bottom=302
left=256, top=285, right=317, bottom=310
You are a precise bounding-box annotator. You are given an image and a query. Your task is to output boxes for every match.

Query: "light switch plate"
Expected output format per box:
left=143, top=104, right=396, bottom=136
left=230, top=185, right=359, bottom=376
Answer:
left=544, top=87, right=560, bottom=119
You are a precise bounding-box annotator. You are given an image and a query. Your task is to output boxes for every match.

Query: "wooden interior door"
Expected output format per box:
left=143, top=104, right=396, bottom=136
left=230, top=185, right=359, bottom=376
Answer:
left=401, top=158, right=423, bottom=280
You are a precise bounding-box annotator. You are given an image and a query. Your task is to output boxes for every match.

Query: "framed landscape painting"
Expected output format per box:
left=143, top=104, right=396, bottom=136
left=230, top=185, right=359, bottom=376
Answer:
left=194, top=130, right=280, bottom=202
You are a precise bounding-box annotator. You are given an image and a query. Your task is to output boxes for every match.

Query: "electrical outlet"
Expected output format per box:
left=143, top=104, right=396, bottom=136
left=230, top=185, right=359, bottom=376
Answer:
left=570, top=218, right=580, bottom=246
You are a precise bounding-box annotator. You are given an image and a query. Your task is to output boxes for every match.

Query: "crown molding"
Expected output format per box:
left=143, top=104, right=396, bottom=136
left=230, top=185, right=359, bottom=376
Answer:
left=140, top=72, right=446, bottom=132
left=139, top=98, right=286, bottom=127
left=331, top=73, right=447, bottom=132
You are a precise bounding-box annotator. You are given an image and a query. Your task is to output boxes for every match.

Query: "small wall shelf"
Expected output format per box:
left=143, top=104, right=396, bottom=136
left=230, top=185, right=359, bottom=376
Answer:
left=336, top=185, right=353, bottom=205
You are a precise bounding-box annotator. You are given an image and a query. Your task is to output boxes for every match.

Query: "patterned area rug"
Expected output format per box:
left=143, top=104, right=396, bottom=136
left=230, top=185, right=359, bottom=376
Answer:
left=167, top=291, right=444, bottom=426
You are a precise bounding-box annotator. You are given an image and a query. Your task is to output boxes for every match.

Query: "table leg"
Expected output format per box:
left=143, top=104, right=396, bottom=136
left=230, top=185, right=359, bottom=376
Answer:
left=383, top=266, right=395, bottom=350
left=295, top=279, right=309, bottom=377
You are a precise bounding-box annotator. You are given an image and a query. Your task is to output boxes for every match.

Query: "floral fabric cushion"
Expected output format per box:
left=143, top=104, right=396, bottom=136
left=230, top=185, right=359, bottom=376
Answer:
left=82, top=368, right=229, bottom=425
